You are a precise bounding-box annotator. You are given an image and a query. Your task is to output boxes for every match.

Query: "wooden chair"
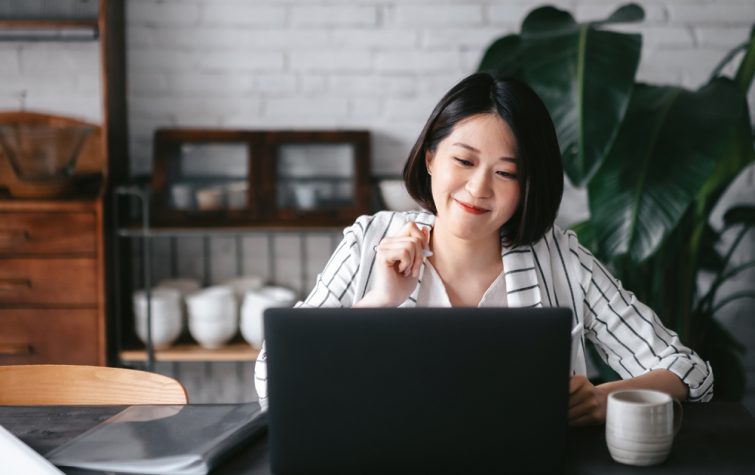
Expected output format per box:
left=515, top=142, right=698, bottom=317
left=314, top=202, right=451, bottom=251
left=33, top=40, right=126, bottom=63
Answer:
left=0, top=365, right=188, bottom=405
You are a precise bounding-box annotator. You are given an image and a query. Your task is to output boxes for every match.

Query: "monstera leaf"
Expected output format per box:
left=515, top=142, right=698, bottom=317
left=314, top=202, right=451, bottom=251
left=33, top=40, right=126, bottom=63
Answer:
left=478, top=4, right=643, bottom=186
left=588, top=78, right=750, bottom=262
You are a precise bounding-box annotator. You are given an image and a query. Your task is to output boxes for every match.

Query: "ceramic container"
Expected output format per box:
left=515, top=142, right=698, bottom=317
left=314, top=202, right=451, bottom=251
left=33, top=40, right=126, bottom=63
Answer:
left=185, top=285, right=238, bottom=349
left=240, top=286, right=297, bottom=348
left=132, top=288, right=183, bottom=350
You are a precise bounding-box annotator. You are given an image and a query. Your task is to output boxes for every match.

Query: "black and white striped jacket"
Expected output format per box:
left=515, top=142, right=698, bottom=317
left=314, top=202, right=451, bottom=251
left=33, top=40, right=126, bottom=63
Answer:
left=254, top=210, right=714, bottom=408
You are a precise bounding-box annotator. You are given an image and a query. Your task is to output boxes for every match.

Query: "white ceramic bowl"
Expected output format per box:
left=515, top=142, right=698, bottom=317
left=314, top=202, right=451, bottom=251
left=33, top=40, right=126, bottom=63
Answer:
left=222, top=276, right=265, bottom=302
left=156, top=278, right=201, bottom=296
left=240, top=286, right=297, bottom=348
left=132, top=288, right=182, bottom=350
left=186, top=285, right=238, bottom=348
left=156, top=277, right=201, bottom=331
left=378, top=179, right=416, bottom=211
left=188, top=317, right=238, bottom=349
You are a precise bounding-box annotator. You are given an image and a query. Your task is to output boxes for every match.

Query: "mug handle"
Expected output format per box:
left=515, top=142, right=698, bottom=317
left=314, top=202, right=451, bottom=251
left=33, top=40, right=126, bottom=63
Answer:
left=672, top=399, right=684, bottom=436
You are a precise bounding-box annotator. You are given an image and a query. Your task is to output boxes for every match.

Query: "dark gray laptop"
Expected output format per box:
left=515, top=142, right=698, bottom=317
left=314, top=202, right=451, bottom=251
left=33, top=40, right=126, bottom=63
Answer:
left=263, top=307, right=571, bottom=474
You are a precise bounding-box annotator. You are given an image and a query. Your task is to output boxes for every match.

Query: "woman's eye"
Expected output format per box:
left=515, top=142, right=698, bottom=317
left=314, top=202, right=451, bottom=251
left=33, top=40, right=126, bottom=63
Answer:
left=496, top=171, right=517, bottom=179
left=453, top=157, right=473, bottom=166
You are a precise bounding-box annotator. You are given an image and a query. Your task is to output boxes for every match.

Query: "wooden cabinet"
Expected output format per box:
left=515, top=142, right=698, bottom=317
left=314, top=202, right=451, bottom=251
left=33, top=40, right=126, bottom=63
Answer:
left=0, top=201, right=105, bottom=365
left=0, top=0, right=127, bottom=366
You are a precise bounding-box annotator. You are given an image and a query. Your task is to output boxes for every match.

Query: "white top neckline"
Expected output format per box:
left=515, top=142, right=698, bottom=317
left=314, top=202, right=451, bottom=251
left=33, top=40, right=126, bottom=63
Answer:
left=417, top=260, right=508, bottom=308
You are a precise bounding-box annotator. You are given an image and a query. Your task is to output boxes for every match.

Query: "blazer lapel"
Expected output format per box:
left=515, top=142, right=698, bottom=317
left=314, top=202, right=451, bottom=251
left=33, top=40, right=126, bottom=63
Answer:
left=399, top=210, right=435, bottom=308
left=502, top=245, right=542, bottom=308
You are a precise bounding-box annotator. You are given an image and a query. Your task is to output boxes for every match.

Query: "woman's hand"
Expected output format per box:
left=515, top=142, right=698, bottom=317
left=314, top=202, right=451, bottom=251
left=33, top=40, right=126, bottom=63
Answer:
left=569, top=375, right=608, bottom=426
left=355, top=222, right=430, bottom=307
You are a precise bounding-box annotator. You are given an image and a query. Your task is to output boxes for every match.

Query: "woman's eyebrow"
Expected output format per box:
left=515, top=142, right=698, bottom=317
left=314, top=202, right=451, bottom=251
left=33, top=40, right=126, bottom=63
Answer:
left=452, top=142, right=517, bottom=163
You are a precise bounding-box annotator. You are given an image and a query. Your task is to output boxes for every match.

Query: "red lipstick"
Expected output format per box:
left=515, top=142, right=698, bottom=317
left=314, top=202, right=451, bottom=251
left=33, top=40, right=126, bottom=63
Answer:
left=455, top=199, right=488, bottom=215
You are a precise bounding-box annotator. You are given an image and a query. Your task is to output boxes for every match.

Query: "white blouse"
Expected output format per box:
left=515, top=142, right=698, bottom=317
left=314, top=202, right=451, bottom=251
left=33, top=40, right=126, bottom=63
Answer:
left=254, top=210, right=714, bottom=410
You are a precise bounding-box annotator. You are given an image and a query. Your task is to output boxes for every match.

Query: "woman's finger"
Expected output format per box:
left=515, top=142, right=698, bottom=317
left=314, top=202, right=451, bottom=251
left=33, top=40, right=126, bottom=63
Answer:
left=379, top=236, right=426, bottom=276
left=402, top=223, right=430, bottom=277
left=377, top=243, right=415, bottom=276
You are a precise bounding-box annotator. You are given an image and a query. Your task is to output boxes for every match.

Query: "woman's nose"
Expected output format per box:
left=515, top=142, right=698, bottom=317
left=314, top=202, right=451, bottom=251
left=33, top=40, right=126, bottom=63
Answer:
left=465, top=169, right=492, bottom=198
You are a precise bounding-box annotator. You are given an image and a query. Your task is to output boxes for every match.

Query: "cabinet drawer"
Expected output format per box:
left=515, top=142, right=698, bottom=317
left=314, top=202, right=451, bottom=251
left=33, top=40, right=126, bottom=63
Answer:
left=0, top=309, right=100, bottom=365
left=0, top=212, right=95, bottom=256
left=0, top=258, right=97, bottom=305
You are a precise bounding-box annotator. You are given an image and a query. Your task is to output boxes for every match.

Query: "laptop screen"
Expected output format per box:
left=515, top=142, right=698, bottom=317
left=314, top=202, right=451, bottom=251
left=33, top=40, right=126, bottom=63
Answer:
left=264, top=307, right=571, bottom=474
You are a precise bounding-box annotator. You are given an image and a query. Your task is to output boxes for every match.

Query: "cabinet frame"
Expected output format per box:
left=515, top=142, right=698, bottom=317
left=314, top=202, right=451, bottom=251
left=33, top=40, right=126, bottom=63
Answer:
left=151, top=128, right=372, bottom=228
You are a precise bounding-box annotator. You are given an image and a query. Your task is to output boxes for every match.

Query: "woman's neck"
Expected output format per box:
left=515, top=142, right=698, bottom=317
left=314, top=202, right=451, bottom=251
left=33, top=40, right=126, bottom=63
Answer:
left=428, top=218, right=502, bottom=281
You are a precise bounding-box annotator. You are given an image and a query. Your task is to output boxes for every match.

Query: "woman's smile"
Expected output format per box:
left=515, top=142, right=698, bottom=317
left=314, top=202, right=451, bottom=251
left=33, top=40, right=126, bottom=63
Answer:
left=453, top=198, right=489, bottom=215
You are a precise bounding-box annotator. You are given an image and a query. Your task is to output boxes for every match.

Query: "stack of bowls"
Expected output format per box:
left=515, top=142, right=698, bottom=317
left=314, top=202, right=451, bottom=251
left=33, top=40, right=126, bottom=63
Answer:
left=185, top=285, right=238, bottom=349
left=156, top=277, right=201, bottom=335
left=132, top=288, right=183, bottom=350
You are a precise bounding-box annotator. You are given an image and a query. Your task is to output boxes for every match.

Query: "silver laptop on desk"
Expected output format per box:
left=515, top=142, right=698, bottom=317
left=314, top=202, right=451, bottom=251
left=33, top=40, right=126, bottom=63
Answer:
left=263, top=307, right=572, bottom=474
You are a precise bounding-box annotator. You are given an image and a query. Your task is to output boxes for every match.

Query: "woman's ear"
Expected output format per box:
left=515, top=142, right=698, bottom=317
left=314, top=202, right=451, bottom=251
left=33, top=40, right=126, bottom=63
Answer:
left=425, top=150, right=433, bottom=176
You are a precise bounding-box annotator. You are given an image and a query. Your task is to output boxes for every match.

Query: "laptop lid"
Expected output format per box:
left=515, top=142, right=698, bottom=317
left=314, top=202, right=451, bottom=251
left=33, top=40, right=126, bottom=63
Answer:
left=264, top=307, right=571, bottom=474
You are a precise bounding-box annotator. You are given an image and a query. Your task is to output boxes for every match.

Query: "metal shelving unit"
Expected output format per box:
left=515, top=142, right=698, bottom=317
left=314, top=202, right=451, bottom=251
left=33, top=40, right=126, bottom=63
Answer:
left=112, top=185, right=343, bottom=371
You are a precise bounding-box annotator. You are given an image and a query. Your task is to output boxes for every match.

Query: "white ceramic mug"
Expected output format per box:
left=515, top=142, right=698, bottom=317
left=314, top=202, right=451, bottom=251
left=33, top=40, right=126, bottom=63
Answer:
left=606, top=389, right=683, bottom=466
left=185, top=285, right=238, bottom=349
left=132, top=288, right=182, bottom=350
left=240, top=286, right=297, bottom=348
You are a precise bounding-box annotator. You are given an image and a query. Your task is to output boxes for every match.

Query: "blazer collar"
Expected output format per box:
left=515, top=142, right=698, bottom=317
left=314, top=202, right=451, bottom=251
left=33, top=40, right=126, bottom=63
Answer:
left=402, top=212, right=541, bottom=309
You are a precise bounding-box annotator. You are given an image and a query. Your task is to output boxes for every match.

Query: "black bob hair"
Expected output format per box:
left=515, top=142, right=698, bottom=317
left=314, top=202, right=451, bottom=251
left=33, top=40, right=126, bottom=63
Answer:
left=402, top=72, right=564, bottom=248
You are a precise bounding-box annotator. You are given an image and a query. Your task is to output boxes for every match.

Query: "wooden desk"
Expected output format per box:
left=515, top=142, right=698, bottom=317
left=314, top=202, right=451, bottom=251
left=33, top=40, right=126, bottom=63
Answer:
left=1, top=403, right=753, bottom=474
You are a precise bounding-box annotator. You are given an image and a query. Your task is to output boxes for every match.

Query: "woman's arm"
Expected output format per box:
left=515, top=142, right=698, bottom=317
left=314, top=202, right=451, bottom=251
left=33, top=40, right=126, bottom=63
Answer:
left=560, top=230, right=713, bottom=425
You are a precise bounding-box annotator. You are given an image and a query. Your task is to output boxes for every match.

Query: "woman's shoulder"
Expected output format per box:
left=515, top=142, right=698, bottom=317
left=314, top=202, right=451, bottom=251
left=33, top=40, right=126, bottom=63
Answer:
left=533, top=224, right=594, bottom=264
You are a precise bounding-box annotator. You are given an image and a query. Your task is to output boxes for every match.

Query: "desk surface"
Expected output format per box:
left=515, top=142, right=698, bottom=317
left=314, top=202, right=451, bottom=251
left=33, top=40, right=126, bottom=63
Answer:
left=1, top=402, right=753, bottom=474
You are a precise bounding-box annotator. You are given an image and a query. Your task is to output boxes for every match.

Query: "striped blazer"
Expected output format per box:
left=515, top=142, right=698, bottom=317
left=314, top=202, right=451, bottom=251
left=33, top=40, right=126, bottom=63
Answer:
left=254, top=210, right=714, bottom=408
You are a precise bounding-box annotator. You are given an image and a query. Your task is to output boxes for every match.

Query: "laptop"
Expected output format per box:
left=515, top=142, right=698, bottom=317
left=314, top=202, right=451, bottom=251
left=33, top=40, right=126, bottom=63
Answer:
left=263, top=307, right=572, bottom=474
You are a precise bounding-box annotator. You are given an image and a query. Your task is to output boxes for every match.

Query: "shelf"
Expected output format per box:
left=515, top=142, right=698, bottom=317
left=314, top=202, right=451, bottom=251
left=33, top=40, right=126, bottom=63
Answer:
left=120, top=343, right=260, bottom=362
left=0, top=20, right=99, bottom=29
left=117, top=224, right=346, bottom=238
left=0, top=20, right=99, bottom=41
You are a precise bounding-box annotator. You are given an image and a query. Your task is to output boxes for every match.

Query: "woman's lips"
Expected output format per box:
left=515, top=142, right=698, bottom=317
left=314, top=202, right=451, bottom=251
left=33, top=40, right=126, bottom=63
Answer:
left=454, top=199, right=489, bottom=215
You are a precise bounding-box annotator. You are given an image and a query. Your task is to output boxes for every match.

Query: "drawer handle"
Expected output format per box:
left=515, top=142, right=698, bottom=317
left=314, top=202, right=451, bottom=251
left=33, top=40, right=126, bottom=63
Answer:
left=0, top=343, right=33, bottom=356
left=0, top=278, right=31, bottom=291
left=0, top=229, right=30, bottom=248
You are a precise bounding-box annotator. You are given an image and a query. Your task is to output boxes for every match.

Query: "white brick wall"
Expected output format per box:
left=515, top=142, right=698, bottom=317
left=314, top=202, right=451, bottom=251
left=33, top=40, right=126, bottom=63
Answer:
left=3, top=0, right=754, bottom=406
left=116, top=0, right=755, bottom=177
left=0, top=42, right=101, bottom=121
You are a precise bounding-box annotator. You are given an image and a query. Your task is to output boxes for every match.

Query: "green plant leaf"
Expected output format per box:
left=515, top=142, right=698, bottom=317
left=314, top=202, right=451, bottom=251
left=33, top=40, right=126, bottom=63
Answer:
left=588, top=79, right=745, bottom=261
left=734, top=25, right=755, bottom=93
left=593, top=3, right=645, bottom=25
left=696, top=317, right=746, bottom=401
left=696, top=81, right=755, bottom=211
left=477, top=34, right=523, bottom=76
left=521, top=6, right=577, bottom=37
left=570, top=220, right=596, bottom=251
left=697, top=223, right=725, bottom=273
left=521, top=22, right=641, bottom=185
left=723, top=205, right=755, bottom=226
left=478, top=5, right=642, bottom=186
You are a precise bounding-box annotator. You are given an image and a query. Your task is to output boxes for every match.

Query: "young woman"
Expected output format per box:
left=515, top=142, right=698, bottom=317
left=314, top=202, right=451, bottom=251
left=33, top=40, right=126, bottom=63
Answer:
left=254, top=72, right=713, bottom=424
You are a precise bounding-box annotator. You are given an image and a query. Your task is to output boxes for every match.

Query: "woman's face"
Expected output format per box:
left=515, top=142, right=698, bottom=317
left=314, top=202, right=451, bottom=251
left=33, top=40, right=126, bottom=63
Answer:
left=425, top=113, right=521, bottom=242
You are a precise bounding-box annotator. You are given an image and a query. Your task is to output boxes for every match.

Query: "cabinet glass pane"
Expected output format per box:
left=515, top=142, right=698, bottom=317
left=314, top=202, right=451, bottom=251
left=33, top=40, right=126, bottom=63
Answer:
left=276, top=144, right=354, bottom=210
left=168, top=143, right=248, bottom=211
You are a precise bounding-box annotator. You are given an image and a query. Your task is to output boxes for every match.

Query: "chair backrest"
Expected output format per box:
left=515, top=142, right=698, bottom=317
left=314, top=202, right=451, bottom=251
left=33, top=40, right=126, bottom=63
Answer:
left=0, top=365, right=188, bottom=405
